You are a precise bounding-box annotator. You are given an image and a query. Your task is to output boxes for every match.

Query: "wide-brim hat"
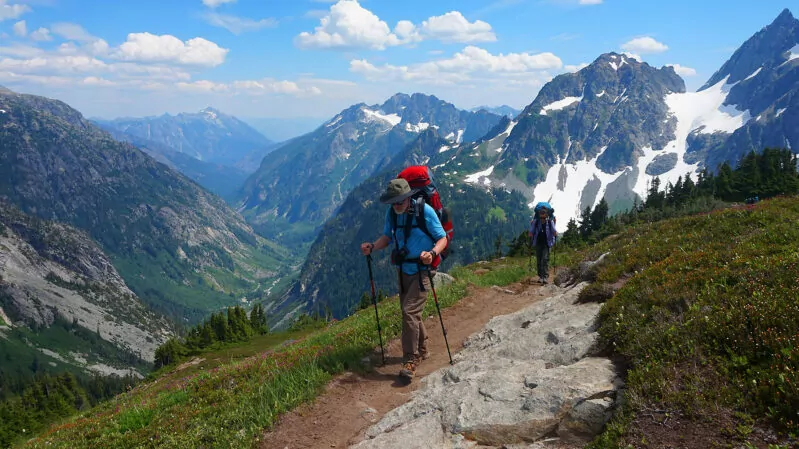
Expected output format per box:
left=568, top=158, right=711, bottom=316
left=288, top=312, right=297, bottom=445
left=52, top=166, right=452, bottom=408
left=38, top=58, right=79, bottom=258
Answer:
left=379, top=178, right=418, bottom=204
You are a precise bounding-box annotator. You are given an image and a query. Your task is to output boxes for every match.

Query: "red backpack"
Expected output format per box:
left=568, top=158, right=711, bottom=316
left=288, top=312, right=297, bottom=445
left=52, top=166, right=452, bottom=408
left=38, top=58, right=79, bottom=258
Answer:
left=393, top=166, right=453, bottom=268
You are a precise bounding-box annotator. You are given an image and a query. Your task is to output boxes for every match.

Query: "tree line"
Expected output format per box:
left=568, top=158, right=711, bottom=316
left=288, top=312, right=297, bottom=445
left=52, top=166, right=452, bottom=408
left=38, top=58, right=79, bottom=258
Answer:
left=507, top=148, right=799, bottom=253
left=153, top=304, right=269, bottom=370
left=0, top=371, right=139, bottom=448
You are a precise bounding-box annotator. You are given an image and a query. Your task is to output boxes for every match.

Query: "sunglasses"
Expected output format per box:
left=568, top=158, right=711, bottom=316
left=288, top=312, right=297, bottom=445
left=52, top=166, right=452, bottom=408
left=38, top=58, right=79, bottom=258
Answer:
left=392, top=200, right=406, bottom=206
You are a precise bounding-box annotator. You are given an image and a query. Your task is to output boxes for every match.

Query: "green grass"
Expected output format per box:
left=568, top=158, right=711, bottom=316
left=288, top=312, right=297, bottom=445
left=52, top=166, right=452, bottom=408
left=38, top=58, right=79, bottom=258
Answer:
left=582, top=196, right=799, bottom=446
left=22, top=256, right=534, bottom=449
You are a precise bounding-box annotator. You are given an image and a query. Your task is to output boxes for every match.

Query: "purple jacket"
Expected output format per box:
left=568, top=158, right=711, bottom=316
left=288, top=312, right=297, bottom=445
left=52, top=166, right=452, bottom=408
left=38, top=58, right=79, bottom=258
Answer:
left=529, top=217, right=557, bottom=248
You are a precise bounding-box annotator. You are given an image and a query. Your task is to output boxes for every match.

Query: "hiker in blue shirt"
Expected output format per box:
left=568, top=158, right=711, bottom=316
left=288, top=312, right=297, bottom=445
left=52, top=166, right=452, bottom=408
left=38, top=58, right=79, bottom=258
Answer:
left=360, top=178, right=447, bottom=380
left=529, top=204, right=557, bottom=284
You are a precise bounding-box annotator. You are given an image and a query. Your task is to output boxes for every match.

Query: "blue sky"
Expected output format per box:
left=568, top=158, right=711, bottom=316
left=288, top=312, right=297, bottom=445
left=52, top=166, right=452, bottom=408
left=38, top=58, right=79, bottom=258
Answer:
left=0, top=0, right=794, bottom=120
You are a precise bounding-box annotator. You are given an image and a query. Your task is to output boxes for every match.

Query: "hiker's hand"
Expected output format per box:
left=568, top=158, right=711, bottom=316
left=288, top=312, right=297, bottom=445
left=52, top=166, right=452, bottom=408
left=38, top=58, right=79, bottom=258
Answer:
left=360, top=242, right=374, bottom=255
left=420, top=251, right=433, bottom=265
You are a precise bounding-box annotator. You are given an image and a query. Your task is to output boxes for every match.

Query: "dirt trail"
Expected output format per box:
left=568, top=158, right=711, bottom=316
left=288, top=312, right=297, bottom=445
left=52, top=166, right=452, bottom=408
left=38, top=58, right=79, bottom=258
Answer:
left=260, top=278, right=552, bottom=449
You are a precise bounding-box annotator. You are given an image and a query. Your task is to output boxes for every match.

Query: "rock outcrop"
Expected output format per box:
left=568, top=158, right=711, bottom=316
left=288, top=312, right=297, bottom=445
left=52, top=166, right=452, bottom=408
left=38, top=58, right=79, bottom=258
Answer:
left=352, top=282, right=623, bottom=448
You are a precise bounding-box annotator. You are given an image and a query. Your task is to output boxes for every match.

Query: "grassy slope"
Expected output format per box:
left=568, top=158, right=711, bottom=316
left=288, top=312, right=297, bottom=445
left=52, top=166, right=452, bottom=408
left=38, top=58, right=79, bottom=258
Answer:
left=584, top=196, right=798, bottom=446
left=21, top=196, right=799, bottom=447
left=21, top=258, right=533, bottom=448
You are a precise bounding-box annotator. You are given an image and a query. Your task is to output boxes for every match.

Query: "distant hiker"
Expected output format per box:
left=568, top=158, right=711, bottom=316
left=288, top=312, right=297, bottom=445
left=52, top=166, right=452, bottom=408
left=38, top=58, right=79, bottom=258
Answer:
left=529, top=202, right=557, bottom=284
left=360, top=178, right=448, bottom=380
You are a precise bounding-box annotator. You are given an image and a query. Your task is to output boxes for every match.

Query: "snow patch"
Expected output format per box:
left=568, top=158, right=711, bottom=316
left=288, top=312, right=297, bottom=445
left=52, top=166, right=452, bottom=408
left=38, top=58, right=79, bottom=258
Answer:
left=362, top=108, right=401, bottom=127
left=687, top=77, right=751, bottom=135
left=531, top=145, right=625, bottom=233
left=405, top=122, right=430, bottom=133
left=628, top=77, right=750, bottom=196
left=609, top=61, right=618, bottom=71
left=540, top=95, right=583, bottom=115
left=326, top=115, right=342, bottom=127
left=445, top=131, right=455, bottom=140
left=744, top=67, right=762, bottom=81
left=464, top=165, right=494, bottom=184
left=596, top=90, right=606, bottom=98
left=613, top=88, right=627, bottom=104
left=438, top=145, right=452, bottom=153
left=787, top=44, right=799, bottom=62
left=776, top=108, right=787, bottom=118
left=456, top=129, right=464, bottom=144
left=0, top=109, right=6, bottom=114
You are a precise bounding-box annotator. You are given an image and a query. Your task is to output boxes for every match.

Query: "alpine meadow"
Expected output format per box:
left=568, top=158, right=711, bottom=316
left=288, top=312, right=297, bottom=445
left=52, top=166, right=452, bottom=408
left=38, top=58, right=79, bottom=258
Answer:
left=0, top=1, right=798, bottom=448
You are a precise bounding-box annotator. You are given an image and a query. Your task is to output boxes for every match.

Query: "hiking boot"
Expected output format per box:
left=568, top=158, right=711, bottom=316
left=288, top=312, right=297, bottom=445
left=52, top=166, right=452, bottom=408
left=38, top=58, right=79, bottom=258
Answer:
left=542, top=278, right=549, bottom=285
left=420, top=350, right=431, bottom=360
left=399, top=358, right=419, bottom=379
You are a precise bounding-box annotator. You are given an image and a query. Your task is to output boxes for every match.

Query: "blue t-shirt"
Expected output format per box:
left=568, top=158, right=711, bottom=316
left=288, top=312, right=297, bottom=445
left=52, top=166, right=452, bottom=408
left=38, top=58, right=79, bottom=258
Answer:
left=383, top=203, right=446, bottom=275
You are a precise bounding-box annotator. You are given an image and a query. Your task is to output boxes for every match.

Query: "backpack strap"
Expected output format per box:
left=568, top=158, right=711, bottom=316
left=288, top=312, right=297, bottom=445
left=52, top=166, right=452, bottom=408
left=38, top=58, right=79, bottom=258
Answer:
left=390, top=209, right=400, bottom=254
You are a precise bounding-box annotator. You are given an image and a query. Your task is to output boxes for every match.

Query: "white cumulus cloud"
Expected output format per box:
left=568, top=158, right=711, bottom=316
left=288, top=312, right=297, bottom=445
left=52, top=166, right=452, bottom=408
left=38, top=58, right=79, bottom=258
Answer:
left=30, top=27, right=51, bottom=41
left=0, top=0, right=30, bottom=22
left=296, top=0, right=496, bottom=50
left=113, top=33, right=228, bottom=67
left=418, top=11, right=496, bottom=43
left=231, top=78, right=321, bottom=96
left=621, top=36, right=668, bottom=54
left=0, top=55, right=107, bottom=74
left=296, top=0, right=404, bottom=50
left=350, top=46, right=562, bottom=85
left=12, top=19, right=25, bottom=36
left=666, top=63, right=697, bottom=77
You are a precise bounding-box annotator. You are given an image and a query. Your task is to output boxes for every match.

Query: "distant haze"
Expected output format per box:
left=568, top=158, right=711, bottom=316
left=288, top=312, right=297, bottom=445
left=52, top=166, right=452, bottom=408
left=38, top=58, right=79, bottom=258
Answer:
left=241, top=117, right=327, bottom=142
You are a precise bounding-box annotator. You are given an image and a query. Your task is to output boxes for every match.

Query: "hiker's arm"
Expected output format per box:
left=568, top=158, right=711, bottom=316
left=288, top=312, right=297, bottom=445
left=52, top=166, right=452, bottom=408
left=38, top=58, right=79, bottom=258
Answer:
left=361, top=235, right=390, bottom=255
left=420, top=236, right=448, bottom=265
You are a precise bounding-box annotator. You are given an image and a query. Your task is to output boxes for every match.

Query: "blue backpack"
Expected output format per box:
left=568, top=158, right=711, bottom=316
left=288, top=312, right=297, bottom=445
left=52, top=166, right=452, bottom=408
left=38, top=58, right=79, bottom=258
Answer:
left=534, top=202, right=555, bottom=219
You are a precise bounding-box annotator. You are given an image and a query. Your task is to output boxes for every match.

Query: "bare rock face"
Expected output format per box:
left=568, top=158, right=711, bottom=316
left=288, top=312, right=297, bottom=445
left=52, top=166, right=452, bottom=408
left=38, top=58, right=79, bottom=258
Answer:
left=352, top=282, right=623, bottom=448
left=0, top=203, right=172, bottom=364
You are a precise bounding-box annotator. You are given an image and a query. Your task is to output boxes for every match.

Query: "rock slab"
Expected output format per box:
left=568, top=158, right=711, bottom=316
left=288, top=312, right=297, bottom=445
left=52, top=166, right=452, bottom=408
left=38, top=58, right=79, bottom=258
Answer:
left=351, top=282, right=623, bottom=448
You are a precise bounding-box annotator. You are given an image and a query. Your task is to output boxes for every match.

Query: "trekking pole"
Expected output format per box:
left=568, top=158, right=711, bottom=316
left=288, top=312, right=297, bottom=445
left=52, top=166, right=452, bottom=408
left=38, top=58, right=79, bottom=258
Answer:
left=552, top=239, right=557, bottom=279
left=366, top=255, right=386, bottom=366
left=426, top=269, right=453, bottom=365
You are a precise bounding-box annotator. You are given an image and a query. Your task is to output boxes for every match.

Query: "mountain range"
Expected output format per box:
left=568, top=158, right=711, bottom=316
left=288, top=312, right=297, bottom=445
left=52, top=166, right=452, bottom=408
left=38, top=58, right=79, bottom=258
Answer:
left=431, top=8, right=799, bottom=230
left=271, top=8, right=799, bottom=321
left=94, top=108, right=277, bottom=200
left=470, top=105, right=521, bottom=117
left=235, top=93, right=504, bottom=250
left=0, top=88, right=296, bottom=374
left=1, top=6, right=797, bottom=383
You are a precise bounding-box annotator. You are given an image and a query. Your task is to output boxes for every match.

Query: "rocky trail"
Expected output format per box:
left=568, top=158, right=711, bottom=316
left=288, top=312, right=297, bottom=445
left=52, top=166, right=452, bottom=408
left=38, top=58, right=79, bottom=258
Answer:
left=262, top=268, right=622, bottom=449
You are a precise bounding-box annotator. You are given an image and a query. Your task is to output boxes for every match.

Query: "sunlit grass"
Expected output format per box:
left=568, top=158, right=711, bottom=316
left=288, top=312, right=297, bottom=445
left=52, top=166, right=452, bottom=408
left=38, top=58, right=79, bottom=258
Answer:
left=586, top=196, right=799, bottom=446
left=23, top=256, right=535, bottom=449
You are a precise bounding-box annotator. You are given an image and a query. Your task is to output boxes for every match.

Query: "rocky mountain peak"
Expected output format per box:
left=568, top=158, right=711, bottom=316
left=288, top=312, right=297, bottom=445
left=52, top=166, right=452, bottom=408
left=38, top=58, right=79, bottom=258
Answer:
left=702, top=7, right=799, bottom=88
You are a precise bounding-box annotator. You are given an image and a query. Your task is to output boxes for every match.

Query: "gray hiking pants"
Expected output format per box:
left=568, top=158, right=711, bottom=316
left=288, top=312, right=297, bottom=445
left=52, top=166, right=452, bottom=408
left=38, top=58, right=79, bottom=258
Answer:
left=535, top=243, right=550, bottom=280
